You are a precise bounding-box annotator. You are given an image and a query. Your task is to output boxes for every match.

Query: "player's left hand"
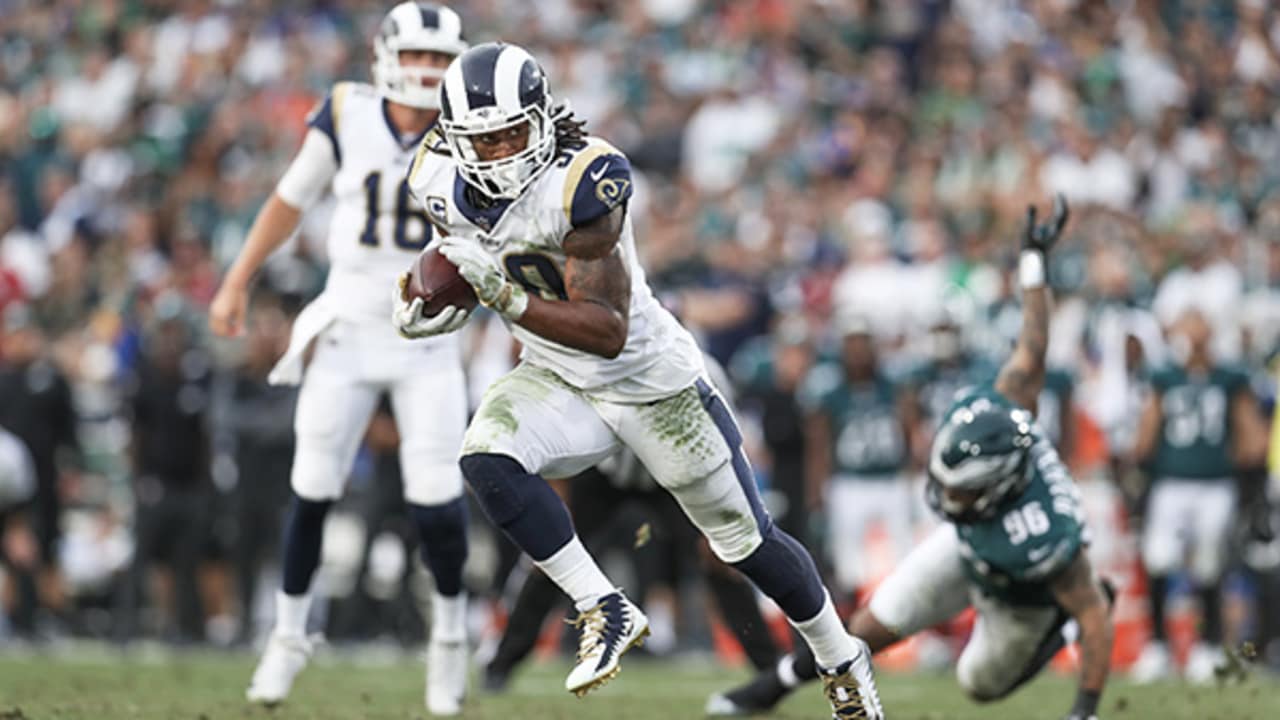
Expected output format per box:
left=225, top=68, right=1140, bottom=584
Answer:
left=438, top=236, right=528, bottom=319
left=1023, top=193, right=1069, bottom=256
left=391, top=273, right=470, bottom=338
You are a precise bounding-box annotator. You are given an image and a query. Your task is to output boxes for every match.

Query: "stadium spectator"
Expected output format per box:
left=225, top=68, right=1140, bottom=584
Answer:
left=0, top=302, right=78, bottom=637
left=223, top=300, right=295, bottom=644
left=117, top=300, right=212, bottom=643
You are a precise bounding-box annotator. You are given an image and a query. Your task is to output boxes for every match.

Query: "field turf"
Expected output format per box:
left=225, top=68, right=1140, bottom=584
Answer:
left=0, top=646, right=1274, bottom=719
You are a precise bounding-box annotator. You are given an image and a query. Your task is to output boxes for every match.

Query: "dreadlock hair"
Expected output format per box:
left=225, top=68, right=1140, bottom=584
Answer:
left=551, top=102, right=588, bottom=153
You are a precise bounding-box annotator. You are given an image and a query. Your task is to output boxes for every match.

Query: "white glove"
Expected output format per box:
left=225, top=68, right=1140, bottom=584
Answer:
left=391, top=272, right=471, bottom=339
left=438, top=236, right=528, bottom=320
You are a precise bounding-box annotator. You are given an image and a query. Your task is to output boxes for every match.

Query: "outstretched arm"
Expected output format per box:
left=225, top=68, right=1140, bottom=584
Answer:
left=1049, top=551, right=1113, bottom=720
left=995, top=195, right=1069, bottom=414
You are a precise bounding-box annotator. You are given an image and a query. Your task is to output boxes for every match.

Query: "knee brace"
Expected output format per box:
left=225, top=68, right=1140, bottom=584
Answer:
left=730, top=524, right=825, bottom=622
left=459, top=453, right=573, bottom=561
left=407, top=498, right=469, bottom=596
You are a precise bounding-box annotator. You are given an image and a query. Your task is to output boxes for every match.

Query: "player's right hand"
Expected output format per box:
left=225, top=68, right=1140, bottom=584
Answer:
left=392, top=272, right=470, bottom=339
left=1023, top=193, right=1069, bottom=256
left=209, top=282, right=248, bottom=337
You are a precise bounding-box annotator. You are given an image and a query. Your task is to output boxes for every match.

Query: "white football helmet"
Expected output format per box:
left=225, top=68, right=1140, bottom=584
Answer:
left=439, top=42, right=558, bottom=200
left=372, top=2, right=467, bottom=110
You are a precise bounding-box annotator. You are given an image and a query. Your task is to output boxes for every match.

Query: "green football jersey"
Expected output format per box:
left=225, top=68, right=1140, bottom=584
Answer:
left=802, top=364, right=907, bottom=477
left=947, top=386, right=1089, bottom=607
left=1148, top=364, right=1249, bottom=480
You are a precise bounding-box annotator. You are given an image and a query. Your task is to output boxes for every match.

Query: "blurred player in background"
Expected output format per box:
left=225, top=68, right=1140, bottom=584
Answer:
left=394, top=41, right=883, bottom=718
left=802, top=313, right=915, bottom=605
left=0, top=424, right=38, bottom=633
left=1128, top=308, right=1268, bottom=683
left=711, top=197, right=1117, bottom=720
left=208, top=3, right=471, bottom=714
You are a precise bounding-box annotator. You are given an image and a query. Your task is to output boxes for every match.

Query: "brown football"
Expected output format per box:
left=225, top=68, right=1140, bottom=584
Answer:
left=405, top=245, right=479, bottom=318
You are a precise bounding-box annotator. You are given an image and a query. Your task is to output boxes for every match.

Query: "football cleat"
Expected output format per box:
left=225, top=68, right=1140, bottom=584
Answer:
left=426, top=637, right=468, bottom=715
left=245, top=632, right=315, bottom=705
left=704, top=668, right=789, bottom=715
left=1129, top=641, right=1172, bottom=684
left=564, top=591, right=649, bottom=697
left=820, top=639, right=884, bottom=720
left=1184, top=642, right=1224, bottom=684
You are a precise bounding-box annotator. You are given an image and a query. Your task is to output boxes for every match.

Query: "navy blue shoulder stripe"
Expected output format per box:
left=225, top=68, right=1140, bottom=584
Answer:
left=306, top=92, right=340, bottom=164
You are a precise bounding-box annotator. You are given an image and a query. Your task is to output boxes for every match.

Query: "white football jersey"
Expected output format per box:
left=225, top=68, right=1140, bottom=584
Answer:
left=308, top=82, right=440, bottom=325
left=405, top=132, right=704, bottom=402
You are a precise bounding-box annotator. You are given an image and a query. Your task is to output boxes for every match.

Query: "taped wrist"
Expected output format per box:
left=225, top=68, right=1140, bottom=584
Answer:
left=488, top=282, right=528, bottom=321
left=1019, top=249, right=1046, bottom=289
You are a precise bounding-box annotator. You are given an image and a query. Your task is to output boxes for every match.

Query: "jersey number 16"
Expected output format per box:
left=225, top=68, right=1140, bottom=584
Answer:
left=359, top=171, right=431, bottom=250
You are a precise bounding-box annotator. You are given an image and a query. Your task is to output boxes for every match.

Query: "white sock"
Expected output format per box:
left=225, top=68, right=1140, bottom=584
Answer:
left=275, top=590, right=312, bottom=637
left=430, top=591, right=468, bottom=643
left=789, top=594, right=858, bottom=669
left=532, top=535, right=615, bottom=612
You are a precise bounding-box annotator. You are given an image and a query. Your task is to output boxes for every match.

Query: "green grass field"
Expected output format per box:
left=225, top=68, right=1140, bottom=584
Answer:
left=0, top=647, right=1274, bottom=719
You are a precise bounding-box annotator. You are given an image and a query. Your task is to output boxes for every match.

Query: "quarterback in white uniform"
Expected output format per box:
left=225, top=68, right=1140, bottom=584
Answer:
left=392, top=42, right=884, bottom=718
left=209, top=3, right=470, bottom=714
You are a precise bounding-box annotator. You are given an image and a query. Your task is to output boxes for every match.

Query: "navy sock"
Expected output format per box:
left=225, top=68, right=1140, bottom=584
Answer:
left=408, top=498, right=469, bottom=597
left=459, top=453, right=574, bottom=561
left=731, top=525, right=825, bottom=622
left=281, top=495, right=333, bottom=595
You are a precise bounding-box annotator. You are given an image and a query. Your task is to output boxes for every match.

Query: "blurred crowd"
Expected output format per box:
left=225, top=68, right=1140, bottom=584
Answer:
left=3, top=0, right=1280, bottom=670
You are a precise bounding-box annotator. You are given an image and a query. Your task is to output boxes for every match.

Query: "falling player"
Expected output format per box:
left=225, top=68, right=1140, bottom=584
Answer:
left=208, top=3, right=471, bottom=714
left=392, top=42, right=884, bottom=718
left=708, top=197, right=1117, bottom=720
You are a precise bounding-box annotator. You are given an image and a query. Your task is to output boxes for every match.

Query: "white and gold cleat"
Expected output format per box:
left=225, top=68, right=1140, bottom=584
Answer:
left=564, top=591, right=649, bottom=698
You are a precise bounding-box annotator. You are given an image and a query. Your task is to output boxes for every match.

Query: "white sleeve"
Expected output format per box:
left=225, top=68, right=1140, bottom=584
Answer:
left=275, top=129, right=339, bottom=209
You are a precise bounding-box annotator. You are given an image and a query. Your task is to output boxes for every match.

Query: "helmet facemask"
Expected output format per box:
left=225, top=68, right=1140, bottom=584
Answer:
left=441, top=97, right=556, bottom=200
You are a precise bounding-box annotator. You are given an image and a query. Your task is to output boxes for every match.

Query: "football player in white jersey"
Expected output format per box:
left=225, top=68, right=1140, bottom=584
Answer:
left=208, top=3, right=471, bottom=714
left=392, top=42, right=884, bottom=718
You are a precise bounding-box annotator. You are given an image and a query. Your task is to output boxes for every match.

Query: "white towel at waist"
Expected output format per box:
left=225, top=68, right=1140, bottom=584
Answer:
left=268, top=296, right=338, bottom=386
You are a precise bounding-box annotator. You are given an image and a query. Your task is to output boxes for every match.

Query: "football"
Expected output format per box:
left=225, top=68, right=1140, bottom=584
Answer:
left=405, top=245, right=479, bottom=318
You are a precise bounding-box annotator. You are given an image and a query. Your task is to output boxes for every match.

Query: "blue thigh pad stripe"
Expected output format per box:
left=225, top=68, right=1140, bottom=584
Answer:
left=695, top=378, right=772, bottom=535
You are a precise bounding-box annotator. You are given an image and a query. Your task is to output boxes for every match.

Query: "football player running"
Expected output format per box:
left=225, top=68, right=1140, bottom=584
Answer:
left=208, top=3, right=471, bottom=714
left=708, top=196, right=1116, bottom=720
left=394, top=42, right=884, bottom=718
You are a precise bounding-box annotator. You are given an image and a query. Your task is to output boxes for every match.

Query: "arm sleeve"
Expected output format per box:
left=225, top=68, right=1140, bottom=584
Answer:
left=276, top=129, right=339, bottom=210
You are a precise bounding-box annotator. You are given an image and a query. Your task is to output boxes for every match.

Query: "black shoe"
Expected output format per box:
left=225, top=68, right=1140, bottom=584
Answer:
left=705, top=670, right=789, bottom=716
left=482, top=663, right=511, bottom=694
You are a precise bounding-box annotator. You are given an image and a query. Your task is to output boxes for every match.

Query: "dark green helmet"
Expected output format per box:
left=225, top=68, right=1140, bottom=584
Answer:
left=927, top=398, right=1035, bottom=522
